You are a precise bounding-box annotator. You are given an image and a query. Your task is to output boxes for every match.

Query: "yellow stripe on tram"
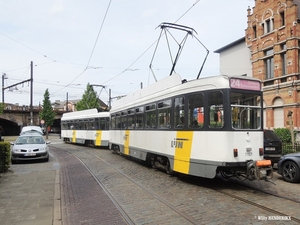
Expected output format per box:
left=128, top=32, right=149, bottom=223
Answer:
left=95, top=130, right=102, bottom=146
left=124, top=130, right=130, bottom=155
left=173, top=131, right=193, bottom=174
left=72, top=130, right=76, bottom=143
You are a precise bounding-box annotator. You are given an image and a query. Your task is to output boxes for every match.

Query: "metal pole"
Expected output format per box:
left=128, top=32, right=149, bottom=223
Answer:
left=66, top=92, right=68, bottom=112
left=2, top=73, right=5, bottom=103
left=109, top=89, right=111, bottom=109
left=30, top=61, right=33, bottom=125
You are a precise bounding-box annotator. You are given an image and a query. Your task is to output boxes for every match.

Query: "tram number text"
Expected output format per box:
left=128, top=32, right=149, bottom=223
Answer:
left=245, top=152, right=252, bottom=156
left=123, top=135, right=129, bottom=141
left=171, top=140, right=183, bottom=148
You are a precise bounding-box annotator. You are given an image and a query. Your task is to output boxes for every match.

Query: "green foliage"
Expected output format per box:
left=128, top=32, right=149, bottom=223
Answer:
left=0, top=103, right=4, bottom=115
left=76, top=83, right=100, bottom=111
left=274, top=128, right=295, bottom=143
left=39, top=89, right=55, bottom=128
left=0, top=142, right=11, bottom=172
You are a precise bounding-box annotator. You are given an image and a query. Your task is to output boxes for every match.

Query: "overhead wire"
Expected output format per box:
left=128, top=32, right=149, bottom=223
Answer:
left=1, top=0, right=199, bottom=103
left=102, top=0, right=201, bottom=87
left=64, top=0, right=112, bottom=87
left=0, top=0, right=112, bottom=97
left=51, top=0, right=113, bottom=97
left=0, top=32, right=56, bottom=62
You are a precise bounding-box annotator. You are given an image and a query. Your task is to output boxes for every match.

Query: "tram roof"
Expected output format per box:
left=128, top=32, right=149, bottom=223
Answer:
left=61, top=108, right=110, bottom=120
left=110, top=73, right=261, bottom=112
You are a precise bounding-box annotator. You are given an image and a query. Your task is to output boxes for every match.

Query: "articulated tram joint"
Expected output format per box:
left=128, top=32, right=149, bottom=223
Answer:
left=247, top=160, right=273, bottom=181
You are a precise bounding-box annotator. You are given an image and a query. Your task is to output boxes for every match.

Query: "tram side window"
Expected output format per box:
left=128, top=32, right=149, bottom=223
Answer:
left=111, top=115, right=116, bottom=130
left=62, top=121, right=67, bottom=130
left=174, top=97, right=185, bottom=128
left=127, top=110, right=135, bottom=129
left=98, top=118, right=106, bottom=130
left=121, top=112, right=128, bottom=129
left=69, top=121, right=75, bottom=129
left=76, top=120, right=81, bottom=129
left=145, top=104, right=156, bottom=129
left=188, top=94, right=204, bottom=129
left=88, top=119, right=94, bottom=130
left=104, top=117, right=110, bottom=130
left=158, top=99, right=171, bottom=129
left=95, top=118, right=100, bottom=129
left=116, top=114, right=121, bottom=129
left=83, top=119, right=89, bottom=130
left=73, top=120, right=80, bottom=130
left=208, top=91, right=224, bottom=129
left=135, top=107, right=144, bottom=129
left=79, top=120, right=83, bottom=130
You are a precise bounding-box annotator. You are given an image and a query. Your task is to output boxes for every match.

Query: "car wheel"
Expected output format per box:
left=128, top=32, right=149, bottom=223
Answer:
left=11, top=159, right=17, bottom=164
left=282, top=161, right=300, bottom=183
left=45, top=157, right=49, bottom=162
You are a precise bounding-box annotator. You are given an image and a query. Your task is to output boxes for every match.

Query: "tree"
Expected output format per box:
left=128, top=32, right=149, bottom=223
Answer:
left=0, top=103, right=4, bottom=115
left=76, top=83, right=100, bottom=111
left=39, top=89, right=55, bottom=139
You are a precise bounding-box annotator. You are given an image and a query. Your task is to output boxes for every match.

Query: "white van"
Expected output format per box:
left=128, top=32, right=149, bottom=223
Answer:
left=20, top=126, right=44, bottom=135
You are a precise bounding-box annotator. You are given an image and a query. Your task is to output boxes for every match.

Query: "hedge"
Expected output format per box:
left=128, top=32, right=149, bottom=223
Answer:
left=0, top=142, right=11, bottom=173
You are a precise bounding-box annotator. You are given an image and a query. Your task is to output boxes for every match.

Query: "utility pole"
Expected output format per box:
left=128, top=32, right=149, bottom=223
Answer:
left=2, top=73, right=7, bottom=103
left=66, top=92, right=68, bottom=112
left=30, top=61, right=33, bottom=125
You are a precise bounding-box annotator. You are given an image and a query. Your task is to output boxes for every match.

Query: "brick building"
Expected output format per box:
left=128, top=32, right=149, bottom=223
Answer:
left=245, top=0, right=300, bottom=137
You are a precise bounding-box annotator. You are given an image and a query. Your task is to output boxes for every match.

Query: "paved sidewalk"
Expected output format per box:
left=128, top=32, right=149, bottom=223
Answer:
left=0, top=169, right=61, bottom=225
left=0, top=135, right=62, bottom=225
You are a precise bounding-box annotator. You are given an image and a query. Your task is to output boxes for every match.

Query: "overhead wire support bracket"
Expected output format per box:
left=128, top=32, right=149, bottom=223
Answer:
left=3, top=78, right=31, bottom=90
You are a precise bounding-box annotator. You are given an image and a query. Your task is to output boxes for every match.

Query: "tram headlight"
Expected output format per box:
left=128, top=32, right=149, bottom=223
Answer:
left=233, top=148, right=238, bottom=157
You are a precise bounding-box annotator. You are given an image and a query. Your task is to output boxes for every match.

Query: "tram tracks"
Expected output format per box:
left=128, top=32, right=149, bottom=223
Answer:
left=205, top=185, right=300, bottom=224
left=73, top=154, right=136, bottom=225
left=72, top=151, right=202, bottom=225
left=56, top=144, right=300, bottom=224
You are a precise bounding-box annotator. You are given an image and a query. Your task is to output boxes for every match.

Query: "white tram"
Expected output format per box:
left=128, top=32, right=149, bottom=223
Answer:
left=109, top=73, right=273, bottom=181
left=61, top=108, right=110, bottom=147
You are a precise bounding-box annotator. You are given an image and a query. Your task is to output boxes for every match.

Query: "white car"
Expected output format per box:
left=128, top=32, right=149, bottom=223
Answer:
left=10, top=132, right=50, bottom=164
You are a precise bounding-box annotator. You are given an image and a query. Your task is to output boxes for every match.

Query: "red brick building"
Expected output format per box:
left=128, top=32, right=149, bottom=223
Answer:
left=245, top=0, right=300, bottom=136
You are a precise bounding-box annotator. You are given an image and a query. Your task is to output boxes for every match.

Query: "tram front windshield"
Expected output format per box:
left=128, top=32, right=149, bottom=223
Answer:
left=230, top=91, right=261, bottom=130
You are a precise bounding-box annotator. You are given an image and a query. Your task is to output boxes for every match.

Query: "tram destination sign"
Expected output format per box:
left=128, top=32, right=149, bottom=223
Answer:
left=230, top=78, right=261, bottom=91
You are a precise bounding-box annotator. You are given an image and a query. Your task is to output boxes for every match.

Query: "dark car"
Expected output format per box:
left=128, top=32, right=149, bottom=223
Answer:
left=263, top=129, right=283, bottom=166
left=277, top=152, right=300, bottom=183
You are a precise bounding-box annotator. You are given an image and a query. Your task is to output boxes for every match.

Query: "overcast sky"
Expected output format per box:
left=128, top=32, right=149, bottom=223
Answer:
left=0, top=0, right=255, bottom=107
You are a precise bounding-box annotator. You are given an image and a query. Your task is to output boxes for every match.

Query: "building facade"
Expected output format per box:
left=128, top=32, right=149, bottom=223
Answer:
left=214, top=37, right=252, bottom=77
left=245, top=0, right=300, bottom=137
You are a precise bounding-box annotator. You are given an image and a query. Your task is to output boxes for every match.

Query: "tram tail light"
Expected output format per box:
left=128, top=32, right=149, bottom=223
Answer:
left=259, top=147, right=264, bottom=156
left=256, top=160, right=271, bottom=167
left=233, top=148, right=238, bottom=157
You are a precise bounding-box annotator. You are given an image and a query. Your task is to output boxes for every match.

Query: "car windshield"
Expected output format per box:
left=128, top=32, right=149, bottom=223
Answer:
left=15, top=136, right=45, bottom=145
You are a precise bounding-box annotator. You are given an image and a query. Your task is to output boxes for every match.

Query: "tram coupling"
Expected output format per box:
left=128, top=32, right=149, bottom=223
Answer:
left=247, top=160, right=273, bottom=181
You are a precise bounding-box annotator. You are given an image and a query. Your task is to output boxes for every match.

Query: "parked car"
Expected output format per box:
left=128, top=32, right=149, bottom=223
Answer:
left=10, top=132, right=50, bottom=164
left=277, top=152, right=300, bottom=183
left=20, top=126, right=44, bottom=135
left=263, top=129, right=283, bottom=166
